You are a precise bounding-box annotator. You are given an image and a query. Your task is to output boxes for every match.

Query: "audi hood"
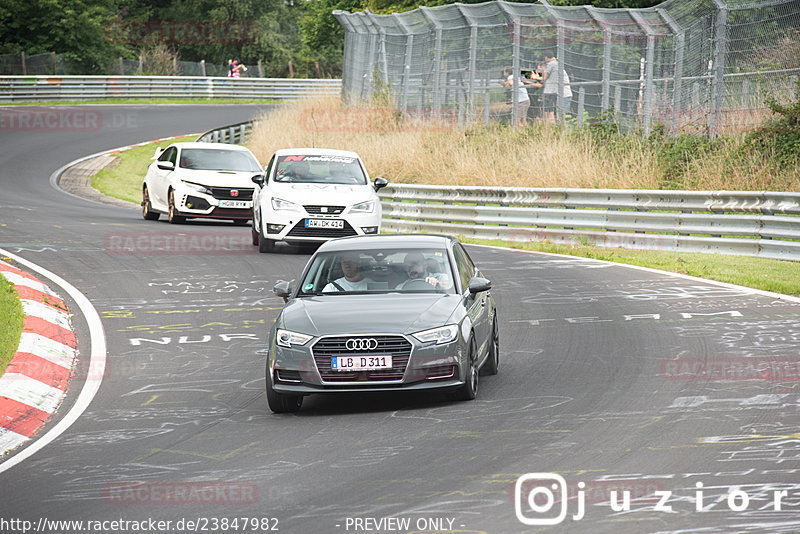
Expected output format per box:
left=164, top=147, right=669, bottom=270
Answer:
left=278, top=294, right=463, bottom=336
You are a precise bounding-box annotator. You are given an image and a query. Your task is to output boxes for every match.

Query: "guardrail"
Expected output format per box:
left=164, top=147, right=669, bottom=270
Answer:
left=0, top=75, right=341, bottom=102
left=193, top=120, right=800, bottom=262
left=379, top=184, right=800, bottom=262
left=196, top=121, right=254, bottom=144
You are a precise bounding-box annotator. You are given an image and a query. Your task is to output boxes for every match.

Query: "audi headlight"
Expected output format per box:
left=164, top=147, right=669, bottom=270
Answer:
left=350, top=201, right=375, bottom=214
left=182, top=181, right=211, bottom=194
left=412, top=325, right=459, bottom=344
left=276, top=329, right=313, bottom=348
left=272, top=197, right=298, bottom=211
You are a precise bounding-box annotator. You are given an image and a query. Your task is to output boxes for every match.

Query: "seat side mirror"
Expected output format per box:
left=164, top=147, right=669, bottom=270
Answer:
left=157, top=161, right=174, bottom=171
left=374, top=177, right=388, bottom=192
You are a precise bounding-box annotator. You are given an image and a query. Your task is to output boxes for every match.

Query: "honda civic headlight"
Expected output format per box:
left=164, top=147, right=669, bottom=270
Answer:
left=272, top=197, right=298, bottom=211
left=182, top=181, right=211, bottom=194
left=276, top=329, right=313, bottom=348
left=350, top=201, right=374, bottom=213
left=412, top=325, right=459, bottom=344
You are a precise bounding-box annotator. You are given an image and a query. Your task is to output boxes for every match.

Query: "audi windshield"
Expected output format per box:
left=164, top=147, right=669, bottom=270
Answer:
left=297, top=248, right=457, bottom=295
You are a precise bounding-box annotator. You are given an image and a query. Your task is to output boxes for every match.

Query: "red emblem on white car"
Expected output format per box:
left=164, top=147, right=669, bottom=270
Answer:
left=231, top=190, right=239, bottom=197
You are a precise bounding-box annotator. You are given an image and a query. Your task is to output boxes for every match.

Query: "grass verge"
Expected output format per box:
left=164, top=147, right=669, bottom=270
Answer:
left=464, top=237, right=800, bottom=297
left=91, top=134, right=199, bottom=204
left=6, top=98, right=280, bottom=106
left=0, top=275, right=24, bottom=377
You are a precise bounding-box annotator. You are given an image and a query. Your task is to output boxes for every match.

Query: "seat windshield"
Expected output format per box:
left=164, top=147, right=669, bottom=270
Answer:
left=179, top=148, right=262, bottom=172
left=298, top=248, right=456, bottom=295
left=274, top=155, right=367, bottom=185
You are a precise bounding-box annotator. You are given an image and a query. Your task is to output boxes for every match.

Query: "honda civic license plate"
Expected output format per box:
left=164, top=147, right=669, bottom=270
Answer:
left=332, top=355, right=393, bottom=371
left=305, top=219, right=343, bottom=229
left=218, top=200, right=251, bottom=208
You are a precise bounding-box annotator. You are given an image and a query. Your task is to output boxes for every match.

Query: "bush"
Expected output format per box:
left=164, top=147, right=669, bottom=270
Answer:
left=740, top=78, right=800, bottom=168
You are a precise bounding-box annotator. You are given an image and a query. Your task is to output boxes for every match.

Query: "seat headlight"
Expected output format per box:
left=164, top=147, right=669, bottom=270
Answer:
left=350, top=201, right=375, bottom=214
left=276, top=329, right=313, bottom=348
left=412, top=325, right=459, bottom=344
left=182, top=181, right=211, bottom=194
left=272, top=197, right=298, bottom=211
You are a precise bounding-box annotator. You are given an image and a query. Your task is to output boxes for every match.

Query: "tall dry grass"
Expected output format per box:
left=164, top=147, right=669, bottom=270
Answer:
left=247, top=96, right=798, bottom=191
left=247, top=97, right=661, bottom=189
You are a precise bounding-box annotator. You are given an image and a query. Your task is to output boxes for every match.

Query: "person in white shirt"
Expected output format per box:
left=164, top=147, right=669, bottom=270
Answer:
left=323, top=253, right=373, bottom=292
left=500, top=66, right=530, bottom=126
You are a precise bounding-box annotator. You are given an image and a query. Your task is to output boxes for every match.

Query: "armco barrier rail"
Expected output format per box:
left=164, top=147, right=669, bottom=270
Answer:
left=0, top=75, right=341, bottom=102
left=379, top=184, right=800, bottom=262
left=196, top=121, right=254, bottom=144
left=194, top=121, right=800, bottom=262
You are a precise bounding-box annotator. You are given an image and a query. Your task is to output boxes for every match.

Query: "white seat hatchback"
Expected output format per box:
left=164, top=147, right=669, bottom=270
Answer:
left=250, top=148, right=387, bottom=252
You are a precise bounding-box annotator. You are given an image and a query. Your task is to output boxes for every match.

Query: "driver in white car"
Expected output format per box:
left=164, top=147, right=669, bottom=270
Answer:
left=396, top=252, right=453, bottom=290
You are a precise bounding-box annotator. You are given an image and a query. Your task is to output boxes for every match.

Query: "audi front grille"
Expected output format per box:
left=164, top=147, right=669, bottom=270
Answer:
left=312, top=335, right=412, bottom=383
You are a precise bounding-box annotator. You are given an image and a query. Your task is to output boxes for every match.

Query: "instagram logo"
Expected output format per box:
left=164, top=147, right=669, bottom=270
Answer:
left=514, top=473, right=584, bottom=525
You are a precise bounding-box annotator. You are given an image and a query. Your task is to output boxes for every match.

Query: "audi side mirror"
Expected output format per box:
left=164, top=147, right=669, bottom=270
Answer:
left=468, top=277, right=492, bottom=296
left=273, top=280, right=293, bottom=303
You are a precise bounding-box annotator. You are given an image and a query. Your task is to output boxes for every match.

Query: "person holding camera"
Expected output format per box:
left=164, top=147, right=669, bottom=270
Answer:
left=537, top=51, right=572, bottom=124
left=500, top=66, right=530, bottom=126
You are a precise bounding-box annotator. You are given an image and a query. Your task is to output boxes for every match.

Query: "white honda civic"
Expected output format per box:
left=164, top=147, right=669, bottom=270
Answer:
left=141, top=142, right=264, bottom=224
left=250, top=148, right=388, bottom=252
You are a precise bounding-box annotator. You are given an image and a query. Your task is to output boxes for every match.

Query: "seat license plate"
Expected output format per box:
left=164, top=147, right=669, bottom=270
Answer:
left=332, top=355, right=393, bottom=371
left=218, top=200, right=251, bottom=209
left=306, top=219, right=344, bottom=229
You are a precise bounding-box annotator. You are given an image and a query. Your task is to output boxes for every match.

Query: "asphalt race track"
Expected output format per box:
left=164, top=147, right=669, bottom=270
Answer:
left=1, top=105, right=800, bottom=534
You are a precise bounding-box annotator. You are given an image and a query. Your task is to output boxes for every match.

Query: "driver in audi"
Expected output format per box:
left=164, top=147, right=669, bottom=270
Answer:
left=323, top=253, right=373, bottom=292
left=395, top=252, right=452, bottom=290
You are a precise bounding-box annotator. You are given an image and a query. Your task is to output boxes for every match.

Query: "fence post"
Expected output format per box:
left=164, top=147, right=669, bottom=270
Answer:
left=742, top=77, right=750, bottom=107
left=631, top=11, right=655, bottom=137
left=457, top=5, right=479, bottom=123
left=658, top=8, right=684, bottom=135
left=420, top=7, right=443, bottom=118
left=118, top=57, right=124, bottom=75
left=614, top=84, right=621, bottom=121
left=21, top=52, right=26, bottom=75
left=52, top=52, right=57, bottom=75
left=578, top=87, right=585, bottom=127
left=586, top=7, right=611, bottom=113
left=258, top=60, right=264, bottom=78
left=201, top=59, right=206, bottom=77
left=710, top=0, right=728, bottom=138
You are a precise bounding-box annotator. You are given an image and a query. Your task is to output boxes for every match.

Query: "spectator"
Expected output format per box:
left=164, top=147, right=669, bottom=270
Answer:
left=228, top=58, right=244, bottom=78
left=500, top=66, right=530, bottom=126
left=541, top=51, right=572, bottom=124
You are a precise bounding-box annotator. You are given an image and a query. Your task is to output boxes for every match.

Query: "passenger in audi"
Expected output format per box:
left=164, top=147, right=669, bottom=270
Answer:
left=323, top=253, right=374, bottom=292
left=396, top=252, right=453, bottom=290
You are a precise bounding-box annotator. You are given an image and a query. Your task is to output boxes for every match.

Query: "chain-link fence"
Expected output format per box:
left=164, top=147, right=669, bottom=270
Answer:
left=334, top=0, right=800, bottom=136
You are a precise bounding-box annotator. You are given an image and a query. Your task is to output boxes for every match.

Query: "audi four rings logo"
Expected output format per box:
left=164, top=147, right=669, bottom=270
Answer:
left=345, top=338, right=379, bottom=351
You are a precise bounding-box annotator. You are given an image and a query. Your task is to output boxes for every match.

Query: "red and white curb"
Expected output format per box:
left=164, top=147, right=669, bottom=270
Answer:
left=0, top=260, right=78, bottom=454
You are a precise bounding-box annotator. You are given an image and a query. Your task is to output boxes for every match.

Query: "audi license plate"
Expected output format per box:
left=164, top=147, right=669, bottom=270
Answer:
left=305, top=219, right=344, bottom=229
left=218, top=200, right=251, bottom=209
left=332, top=355, right=393, bottom=371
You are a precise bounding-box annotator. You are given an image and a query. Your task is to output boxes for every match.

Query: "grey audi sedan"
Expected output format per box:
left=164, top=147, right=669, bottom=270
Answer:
left=266, top=234, right=499, bottom=412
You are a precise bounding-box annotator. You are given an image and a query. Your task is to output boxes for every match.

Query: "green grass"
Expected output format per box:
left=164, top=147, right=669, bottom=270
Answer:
left=5, top=98, right=281, bottom=106
left=464, top=237, right=800, bottom=297
left=0, top=276, right=24, bottom=378
left=91, top=134, right=199, bottom=204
